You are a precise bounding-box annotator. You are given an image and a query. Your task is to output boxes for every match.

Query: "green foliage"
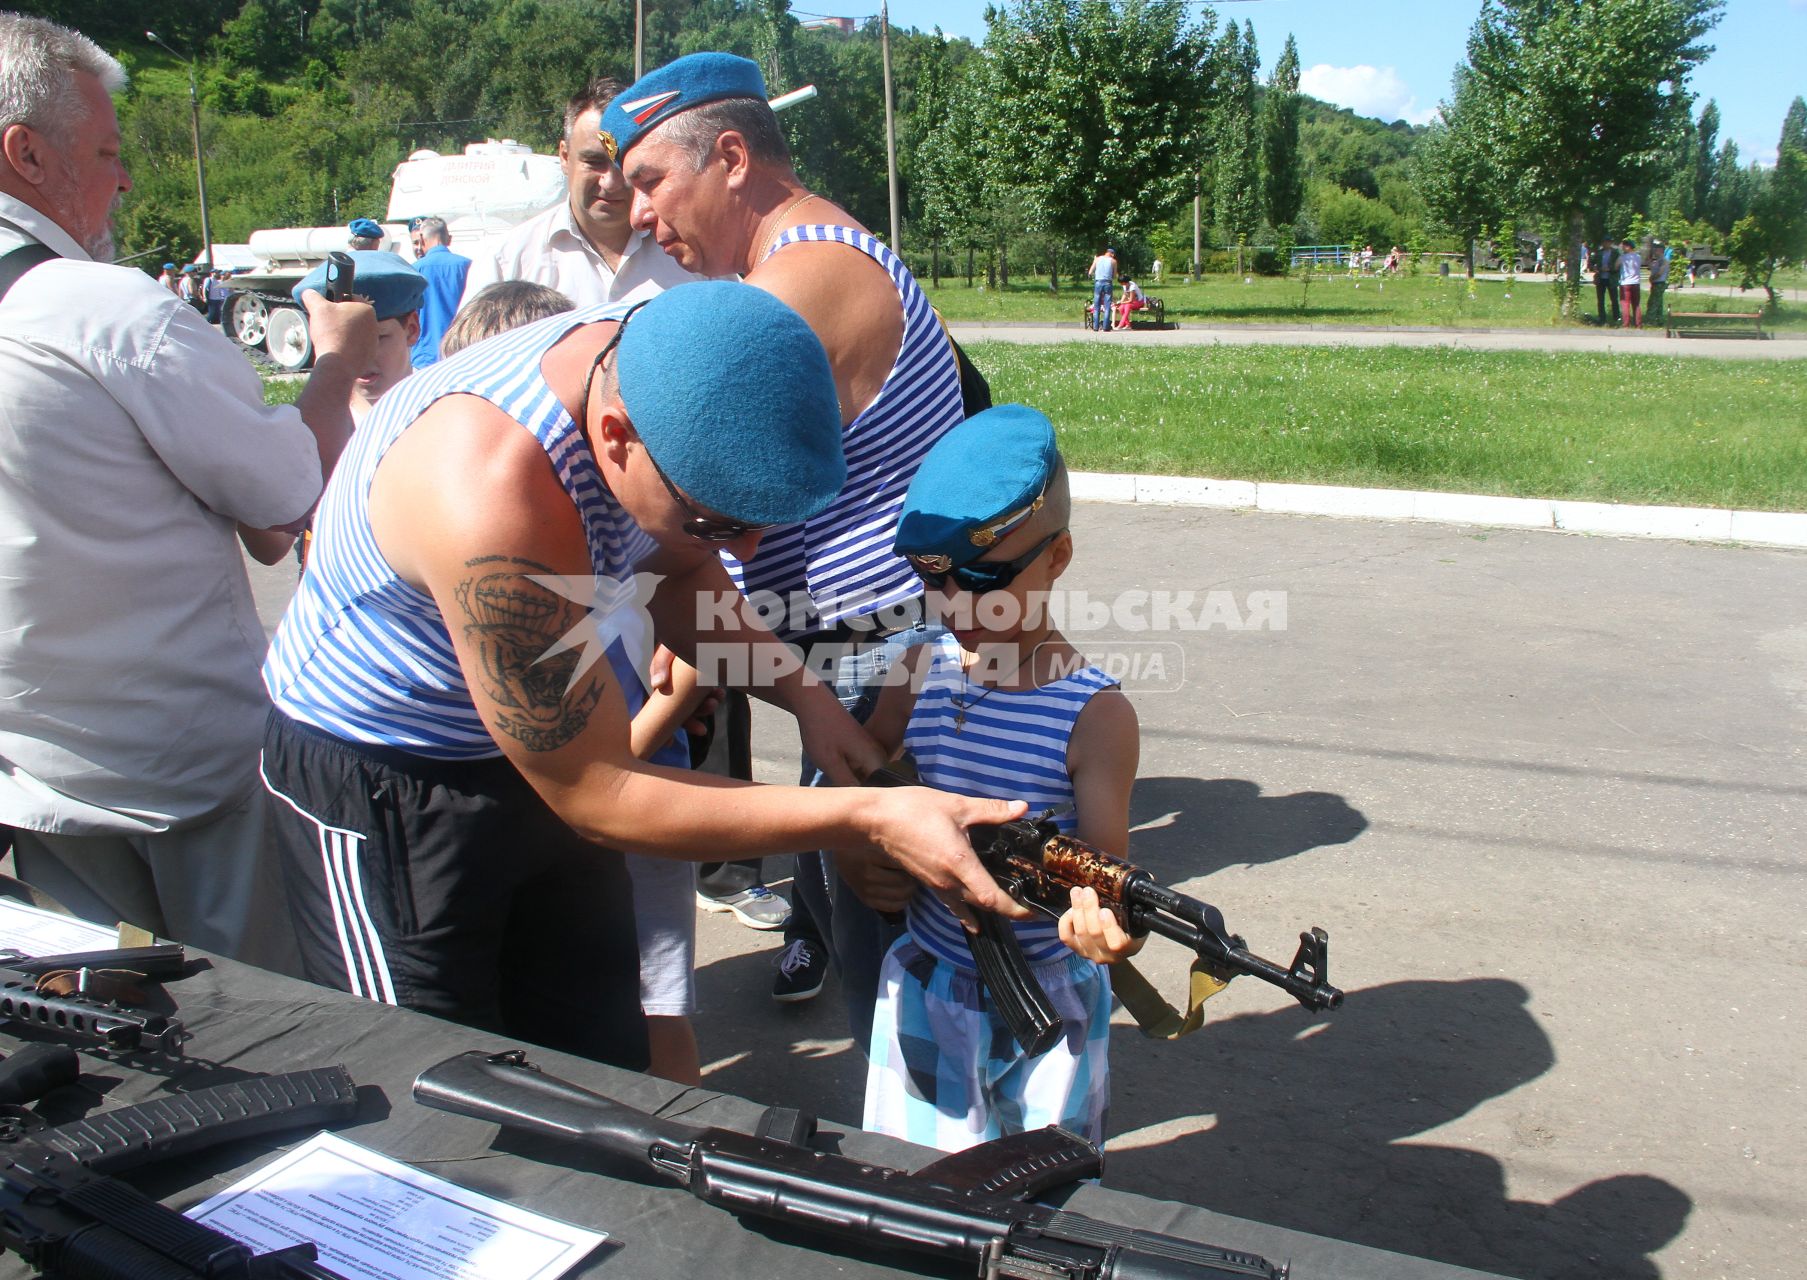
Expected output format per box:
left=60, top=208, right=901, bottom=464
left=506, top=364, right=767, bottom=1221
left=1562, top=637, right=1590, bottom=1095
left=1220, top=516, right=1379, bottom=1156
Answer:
left=1209, top=20, right=1259, bottom=247
left=1727, top=136, right=1807, bottom=305
left=1313, top=183, right=1405, bottom=252
left=952, top=0, right=1215, bottom=264
left=1258, top=35, right=1303, bottom=230
left=1469, top=0, right=1722, bottom=215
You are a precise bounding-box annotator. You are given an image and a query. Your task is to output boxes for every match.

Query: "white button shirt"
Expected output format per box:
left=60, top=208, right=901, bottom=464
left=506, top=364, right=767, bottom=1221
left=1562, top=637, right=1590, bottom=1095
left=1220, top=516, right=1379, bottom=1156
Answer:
left=458, top=200, right=702, bottom=310
left=0, top=196, right=321, bottom=834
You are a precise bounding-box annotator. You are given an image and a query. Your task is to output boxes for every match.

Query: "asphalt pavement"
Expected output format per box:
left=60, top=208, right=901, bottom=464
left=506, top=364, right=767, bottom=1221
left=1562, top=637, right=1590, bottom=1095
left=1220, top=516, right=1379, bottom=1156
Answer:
left=247, top=501, right=1806, bottom=1280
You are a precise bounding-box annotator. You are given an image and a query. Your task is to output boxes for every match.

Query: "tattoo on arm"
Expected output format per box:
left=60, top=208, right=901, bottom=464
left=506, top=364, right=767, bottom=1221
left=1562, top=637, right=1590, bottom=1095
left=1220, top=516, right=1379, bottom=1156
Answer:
left=455, top=556, right=606, bottom=752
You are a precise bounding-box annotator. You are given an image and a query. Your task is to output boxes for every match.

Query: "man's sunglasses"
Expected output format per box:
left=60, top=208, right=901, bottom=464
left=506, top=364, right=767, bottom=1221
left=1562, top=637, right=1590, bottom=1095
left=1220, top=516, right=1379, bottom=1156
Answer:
left=908, top=529, right=1064, bottom=594
left=580, top=307, right=773, bottom=545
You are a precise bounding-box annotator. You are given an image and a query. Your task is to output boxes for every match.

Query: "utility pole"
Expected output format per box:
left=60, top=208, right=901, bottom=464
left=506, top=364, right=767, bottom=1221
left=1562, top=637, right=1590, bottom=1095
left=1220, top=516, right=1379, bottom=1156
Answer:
left=1192, top=186, right=1202, bottom=282
left=146, top=31, right=213, bottom=272
left=635, top=0, right=644, bottom=79
left=880, top=0, right=901, bottom=253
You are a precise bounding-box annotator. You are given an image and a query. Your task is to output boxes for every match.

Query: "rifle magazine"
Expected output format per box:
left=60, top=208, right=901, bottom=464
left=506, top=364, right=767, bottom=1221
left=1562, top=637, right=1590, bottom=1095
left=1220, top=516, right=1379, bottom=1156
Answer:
left=37, top=1065, right=358, bottom=1175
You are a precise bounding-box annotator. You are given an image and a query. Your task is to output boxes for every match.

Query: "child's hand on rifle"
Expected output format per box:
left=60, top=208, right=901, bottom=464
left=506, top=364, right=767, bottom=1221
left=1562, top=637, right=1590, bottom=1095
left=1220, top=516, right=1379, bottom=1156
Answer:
left=1058, top=886, right=1146, bottom=965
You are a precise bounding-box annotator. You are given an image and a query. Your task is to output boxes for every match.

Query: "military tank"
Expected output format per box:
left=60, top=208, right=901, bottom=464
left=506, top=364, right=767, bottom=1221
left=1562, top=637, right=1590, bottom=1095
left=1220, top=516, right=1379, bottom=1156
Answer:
left=223, top=139, right=565, bottom=370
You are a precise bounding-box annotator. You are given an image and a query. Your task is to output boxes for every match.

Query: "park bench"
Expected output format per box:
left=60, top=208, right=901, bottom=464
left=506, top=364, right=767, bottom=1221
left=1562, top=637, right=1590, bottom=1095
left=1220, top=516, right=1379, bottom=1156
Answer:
left=1080, top=293, right=1165, bottom=330
left=1664, top=310, right=1766, bottom=340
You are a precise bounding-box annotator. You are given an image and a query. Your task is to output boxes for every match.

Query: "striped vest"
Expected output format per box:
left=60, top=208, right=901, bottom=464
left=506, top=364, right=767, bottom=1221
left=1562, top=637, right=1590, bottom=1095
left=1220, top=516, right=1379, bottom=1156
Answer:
left=724, top=225, right=963, bottom=639
left=264, top=303, right=660, bottom=760
left=903, top=636, right=1120, bottom=969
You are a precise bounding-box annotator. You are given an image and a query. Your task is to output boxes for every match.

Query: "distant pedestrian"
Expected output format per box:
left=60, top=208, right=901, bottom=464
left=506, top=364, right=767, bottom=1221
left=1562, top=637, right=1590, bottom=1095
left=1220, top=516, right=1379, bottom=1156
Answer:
left=156, top=261, right=176, bottom=292
left=1087, top=247, right=1116, bottom=332
left=406, top=215, right=469, bottom=369
left=1617, top=238, right=1642, bottom=329
left=1647, top=240, right=1669, bottom=326
left=1534, top=243, right=1545, bottom=274
left=1593, top=241, right=1621, bottom=325
left=346, top=217, right=383, bottom=251
left=205, top=268, right=230, bottom=325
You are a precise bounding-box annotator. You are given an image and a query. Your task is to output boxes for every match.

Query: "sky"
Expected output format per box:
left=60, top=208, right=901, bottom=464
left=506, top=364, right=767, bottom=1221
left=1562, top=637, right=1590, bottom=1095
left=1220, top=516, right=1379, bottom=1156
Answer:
left=860, top=0, right=1807, bottom=168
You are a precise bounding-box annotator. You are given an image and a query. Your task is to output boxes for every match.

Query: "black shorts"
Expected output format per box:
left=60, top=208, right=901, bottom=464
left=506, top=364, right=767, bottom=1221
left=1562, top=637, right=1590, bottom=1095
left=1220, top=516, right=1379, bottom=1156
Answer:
left=260, top=710, right=647, bottom=1070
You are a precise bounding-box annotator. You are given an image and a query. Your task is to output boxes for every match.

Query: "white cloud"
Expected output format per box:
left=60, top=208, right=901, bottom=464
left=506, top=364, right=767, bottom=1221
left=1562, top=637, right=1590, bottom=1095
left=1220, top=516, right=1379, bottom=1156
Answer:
left=1299, top=63, right=1439, bottom=126
left=1738, top=138, right=1780, bottom=169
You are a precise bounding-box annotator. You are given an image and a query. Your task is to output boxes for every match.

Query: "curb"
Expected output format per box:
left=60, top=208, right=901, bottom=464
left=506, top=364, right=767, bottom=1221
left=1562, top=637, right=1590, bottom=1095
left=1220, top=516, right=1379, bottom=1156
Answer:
left=1068, top=472, right=1807, bottom=550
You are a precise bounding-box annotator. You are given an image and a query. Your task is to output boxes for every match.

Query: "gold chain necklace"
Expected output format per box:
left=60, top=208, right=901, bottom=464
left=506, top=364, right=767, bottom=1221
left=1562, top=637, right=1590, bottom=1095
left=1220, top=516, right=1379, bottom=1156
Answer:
left=755, top=192, right=819, bottom=266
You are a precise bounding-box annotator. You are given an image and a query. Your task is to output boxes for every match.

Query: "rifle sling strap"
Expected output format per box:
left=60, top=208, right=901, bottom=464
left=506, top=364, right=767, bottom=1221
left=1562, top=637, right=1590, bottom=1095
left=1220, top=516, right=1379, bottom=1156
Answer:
left=1110, top=956, right=1230, bottom=1040
left=0, top=241, right=57, bottom=301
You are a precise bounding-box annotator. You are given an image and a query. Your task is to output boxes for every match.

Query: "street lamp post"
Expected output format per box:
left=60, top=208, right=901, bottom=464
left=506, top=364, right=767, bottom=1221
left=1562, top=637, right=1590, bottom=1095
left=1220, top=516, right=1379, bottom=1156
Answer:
left=145, top=31, right=213, bottom=273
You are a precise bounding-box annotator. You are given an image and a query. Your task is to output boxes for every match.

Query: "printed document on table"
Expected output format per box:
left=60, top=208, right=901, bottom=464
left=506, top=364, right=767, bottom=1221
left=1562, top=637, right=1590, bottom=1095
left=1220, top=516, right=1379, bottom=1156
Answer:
left=0, top=897, right=120, bottom=956
left=188, top=1131, right=606, bottom=1280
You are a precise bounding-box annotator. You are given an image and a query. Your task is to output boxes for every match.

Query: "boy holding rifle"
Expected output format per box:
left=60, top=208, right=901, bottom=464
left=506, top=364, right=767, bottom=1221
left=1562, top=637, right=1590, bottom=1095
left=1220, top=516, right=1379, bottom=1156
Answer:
left=859, top=404, right=1143, bottom=1152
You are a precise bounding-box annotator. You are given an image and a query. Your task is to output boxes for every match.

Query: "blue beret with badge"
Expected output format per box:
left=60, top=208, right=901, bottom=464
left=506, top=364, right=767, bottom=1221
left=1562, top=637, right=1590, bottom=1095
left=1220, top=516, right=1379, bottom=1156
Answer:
left=614, top=280, right=843, bottom=526
left=602, top=52, right=768, bottom=162
left=292, top=250, right=426, bottom=321
left=347, top=217, right=383, bottom=239
left=894, top=404, right=1060, bottom=570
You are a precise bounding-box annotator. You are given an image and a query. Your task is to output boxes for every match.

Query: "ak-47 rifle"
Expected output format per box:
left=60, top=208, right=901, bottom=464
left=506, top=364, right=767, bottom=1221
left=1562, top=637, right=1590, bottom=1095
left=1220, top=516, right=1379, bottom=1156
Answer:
left=415, top=1048, right=1288, bottom=1280
left=869, top=763, right=1343, bottom=1056
left=0, top=1064, right=359, bottom=1278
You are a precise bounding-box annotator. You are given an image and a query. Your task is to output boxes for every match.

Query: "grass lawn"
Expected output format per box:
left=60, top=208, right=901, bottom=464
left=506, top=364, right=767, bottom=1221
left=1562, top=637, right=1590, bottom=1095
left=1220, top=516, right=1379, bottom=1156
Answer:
left=969, top=343, right=1807, bottom=512
left=264, top=344, right=1807, bottom=512
left=924, top=272, right=1807, bottom=333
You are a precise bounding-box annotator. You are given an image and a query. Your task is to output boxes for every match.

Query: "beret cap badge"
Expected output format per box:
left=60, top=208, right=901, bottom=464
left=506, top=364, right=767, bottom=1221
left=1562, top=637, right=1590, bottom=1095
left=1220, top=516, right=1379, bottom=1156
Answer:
left=967, top=495, right=1044, bottom=547
left=597, top=130, right=619, bottom=164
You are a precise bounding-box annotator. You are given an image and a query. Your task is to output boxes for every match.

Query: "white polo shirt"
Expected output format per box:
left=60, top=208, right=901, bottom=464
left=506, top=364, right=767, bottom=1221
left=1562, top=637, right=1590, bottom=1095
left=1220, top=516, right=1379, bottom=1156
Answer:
left=458, top=201, right=701, bottom=310
left=0, top=196, right=321, bottom=834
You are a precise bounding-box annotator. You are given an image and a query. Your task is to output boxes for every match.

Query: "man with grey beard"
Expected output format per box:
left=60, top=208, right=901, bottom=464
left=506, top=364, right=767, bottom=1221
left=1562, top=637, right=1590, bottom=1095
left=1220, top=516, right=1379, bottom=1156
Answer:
left=0, top=12, right=373, bottom=969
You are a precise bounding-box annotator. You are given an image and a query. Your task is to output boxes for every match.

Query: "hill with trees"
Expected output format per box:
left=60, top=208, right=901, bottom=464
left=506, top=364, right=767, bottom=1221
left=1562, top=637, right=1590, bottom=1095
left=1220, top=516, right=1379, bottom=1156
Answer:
left=27, top=0, right=1797, bottom=295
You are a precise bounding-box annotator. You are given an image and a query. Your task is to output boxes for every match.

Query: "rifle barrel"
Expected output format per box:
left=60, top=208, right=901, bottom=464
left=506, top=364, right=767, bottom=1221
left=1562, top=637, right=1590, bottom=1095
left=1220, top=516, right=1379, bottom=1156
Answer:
left=1128, top=884, right=1343, bottom=1012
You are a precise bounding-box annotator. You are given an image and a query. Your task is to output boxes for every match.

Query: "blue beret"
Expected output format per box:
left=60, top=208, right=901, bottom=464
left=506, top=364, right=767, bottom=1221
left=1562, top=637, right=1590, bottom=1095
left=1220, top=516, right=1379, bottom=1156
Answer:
left=292, top=250, right=426, bottom=321
left=895, top=404, right=1060, bottom=567
left=347, top=217, right=383, bottom=238
left=603, top=53, right=767, bottom=161
left=615, top=281, right=842, bottom=526
left=162, top=262, right=174, bottom=269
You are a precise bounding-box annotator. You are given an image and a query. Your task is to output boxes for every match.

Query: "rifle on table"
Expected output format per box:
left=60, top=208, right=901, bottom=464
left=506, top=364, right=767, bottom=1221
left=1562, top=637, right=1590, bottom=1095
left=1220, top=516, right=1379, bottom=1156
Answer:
left=416, top=1049, right=1287, bottom=1280
left=0, top=1064, right=359, bottom=1279
left=0, top=945, right=188, bottom=1054
left=869, top=764, right=1343, bottom=1056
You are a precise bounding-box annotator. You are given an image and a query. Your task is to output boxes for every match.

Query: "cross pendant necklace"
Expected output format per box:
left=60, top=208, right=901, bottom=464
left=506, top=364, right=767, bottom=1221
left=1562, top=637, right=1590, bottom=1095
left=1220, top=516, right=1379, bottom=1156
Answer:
left=954, top=649, right=1029, bottom=733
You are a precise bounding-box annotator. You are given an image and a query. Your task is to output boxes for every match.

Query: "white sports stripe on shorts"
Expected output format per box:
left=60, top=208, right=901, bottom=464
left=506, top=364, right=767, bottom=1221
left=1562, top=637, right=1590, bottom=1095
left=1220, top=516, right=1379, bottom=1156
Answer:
left=863, top=937, right=1112, bottom=1153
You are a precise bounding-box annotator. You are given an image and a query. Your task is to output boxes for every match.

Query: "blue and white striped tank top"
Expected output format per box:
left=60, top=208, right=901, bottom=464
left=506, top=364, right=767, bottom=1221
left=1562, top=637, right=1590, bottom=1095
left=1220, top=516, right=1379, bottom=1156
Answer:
left=263, top=302, right=660, bottom=760
left=903, top=636, right=1121, bottom=970
left=725, top=225, right=963, bottom=640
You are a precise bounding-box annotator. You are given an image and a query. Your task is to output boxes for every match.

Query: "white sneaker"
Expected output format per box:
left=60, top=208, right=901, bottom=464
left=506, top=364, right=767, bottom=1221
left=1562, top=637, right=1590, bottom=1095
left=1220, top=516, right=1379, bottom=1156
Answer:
left=696, top=884, right=792, bottom=930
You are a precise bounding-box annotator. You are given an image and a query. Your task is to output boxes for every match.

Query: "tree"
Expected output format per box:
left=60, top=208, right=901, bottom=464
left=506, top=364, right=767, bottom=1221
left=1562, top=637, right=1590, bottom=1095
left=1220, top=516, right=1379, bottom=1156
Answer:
left=1414, top=66, right=1503, bottom=277
left=1727, top=111, right=1807, bottom=305
left=1782, top=96, right=1807, bottom=156
left=1209, top=21, right=1260, bottom=254
left=974, top=0, right=1215, bottom=286
left=1461, top=0, right=1723, bottom=289
left=1259, top=33, right=1303, bottom=232
left=1704, top=139, right=1755, bottom=233
left=1692, top=99, right=1720, bottom=217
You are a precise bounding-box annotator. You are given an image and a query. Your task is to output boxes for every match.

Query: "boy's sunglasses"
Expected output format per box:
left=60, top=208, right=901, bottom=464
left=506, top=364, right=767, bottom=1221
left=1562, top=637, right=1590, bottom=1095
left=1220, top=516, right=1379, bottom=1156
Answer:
left=908, top=529, right=1064, bottom=594
left=581, top=307, right=772, bottom=545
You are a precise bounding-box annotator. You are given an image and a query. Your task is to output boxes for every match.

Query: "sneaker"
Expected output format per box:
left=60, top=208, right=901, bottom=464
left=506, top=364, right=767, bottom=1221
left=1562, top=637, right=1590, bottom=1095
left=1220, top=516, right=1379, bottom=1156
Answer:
left=772, top=938, right=828, bottom=1003
left=696, top=884, right=791, bottom=930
